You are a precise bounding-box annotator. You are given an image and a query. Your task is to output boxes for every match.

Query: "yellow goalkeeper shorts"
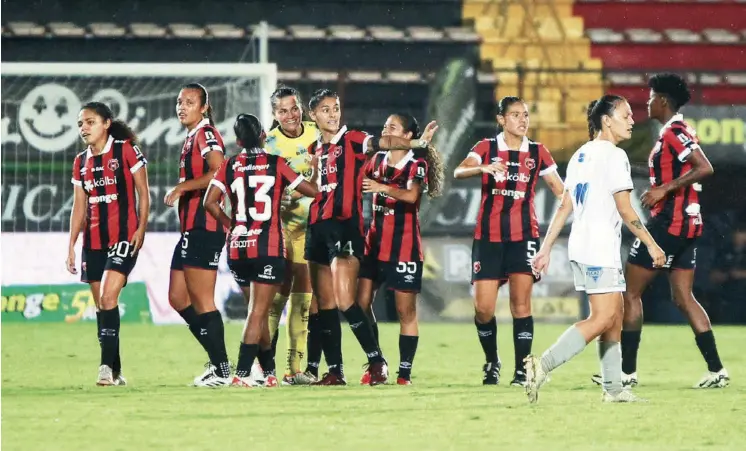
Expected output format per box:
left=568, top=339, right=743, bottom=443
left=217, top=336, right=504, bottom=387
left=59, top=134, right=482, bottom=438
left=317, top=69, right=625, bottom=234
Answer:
left=284, top=227, right=307, bottom=265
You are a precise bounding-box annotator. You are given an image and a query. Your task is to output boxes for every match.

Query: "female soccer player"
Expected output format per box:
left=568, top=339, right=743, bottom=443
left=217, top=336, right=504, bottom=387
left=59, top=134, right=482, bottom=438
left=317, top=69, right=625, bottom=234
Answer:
left=66, top=101, right=150, bottom=386
left=262, top=86, right=321, bottom=385
left=526, top=95, right=665, bottom=403
left=357, top=113, right=445, bottom=385
left=453, top=97, right=565, bottom=386
left=614, top=73, right=729, bottom=388
left=163, top=83, right=230, bottom=387
left=305, top=89, right=438, bottom=385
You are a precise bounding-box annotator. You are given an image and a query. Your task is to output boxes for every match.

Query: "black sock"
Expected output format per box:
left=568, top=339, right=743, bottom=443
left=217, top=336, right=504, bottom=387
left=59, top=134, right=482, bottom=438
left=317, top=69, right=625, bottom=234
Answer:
left=258, top=347, right=275, bottom=375
left=178, top=305, right=213, bottom=358
left=113, top=339, right=122, bottom=375
left=319, top=308, right=344, bottom=376
left=398, top=335, right=419, bottom=380
left=99, top=307, right=120, bottom=368
left=342, top=304, right=384, bottom=364
left=475, top=316, right=498, bottom=363
left=695, top=330, right=724, bottom=373
left=271, top=328, right=279, bottom=360
left=621, top=330, right=642, bottom=374
left=200, top=311, right=230, bottom=378
left=513, top=316, right=533, bottom=373
left=371, top=320, right=380, bottom=349
left=306, top=313, right=322, bottom=377
left=236, top=343, right=259, bottom=378
left=96, top=311, right=102, bottom=347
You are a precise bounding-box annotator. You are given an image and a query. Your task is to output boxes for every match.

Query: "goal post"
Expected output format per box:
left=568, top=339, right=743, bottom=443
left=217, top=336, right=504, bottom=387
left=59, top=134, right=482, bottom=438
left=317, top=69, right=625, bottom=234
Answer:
left=1, top=62, right=277, bottom=233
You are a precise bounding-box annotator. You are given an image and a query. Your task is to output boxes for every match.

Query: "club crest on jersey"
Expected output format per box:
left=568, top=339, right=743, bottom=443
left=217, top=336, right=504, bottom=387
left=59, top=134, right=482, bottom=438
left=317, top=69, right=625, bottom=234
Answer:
left=524, top=158, right=536, bottom=170
left=473, top=261, right=481, bottom=274
left=107, top=159, right=120, bottom=172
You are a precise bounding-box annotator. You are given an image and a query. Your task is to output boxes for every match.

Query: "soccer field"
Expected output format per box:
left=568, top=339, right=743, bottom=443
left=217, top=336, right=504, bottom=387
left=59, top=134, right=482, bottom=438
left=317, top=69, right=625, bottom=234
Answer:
left=2, top=322, right=744, bottom=450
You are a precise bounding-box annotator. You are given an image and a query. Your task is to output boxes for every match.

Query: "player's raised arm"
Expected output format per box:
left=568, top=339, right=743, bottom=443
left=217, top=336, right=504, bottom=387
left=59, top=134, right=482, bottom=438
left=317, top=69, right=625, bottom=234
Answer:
left=453, top=139, right=506, bottom=179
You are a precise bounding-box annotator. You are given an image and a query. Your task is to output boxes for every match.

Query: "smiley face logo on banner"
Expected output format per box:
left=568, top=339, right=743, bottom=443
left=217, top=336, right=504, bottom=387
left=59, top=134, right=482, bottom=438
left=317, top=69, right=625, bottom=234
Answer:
left=18, top=83, right=82, bottom=153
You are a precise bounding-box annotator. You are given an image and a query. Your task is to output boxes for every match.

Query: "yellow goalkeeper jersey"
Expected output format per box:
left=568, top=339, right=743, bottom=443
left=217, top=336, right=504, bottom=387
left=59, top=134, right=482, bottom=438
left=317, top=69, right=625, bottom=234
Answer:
left=265, top=121, right=318, bottom=232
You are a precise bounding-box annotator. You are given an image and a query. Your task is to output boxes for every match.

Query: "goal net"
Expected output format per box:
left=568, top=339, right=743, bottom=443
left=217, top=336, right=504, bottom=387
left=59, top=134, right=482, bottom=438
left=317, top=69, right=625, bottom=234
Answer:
left=1, top=62, right=277, bottom=234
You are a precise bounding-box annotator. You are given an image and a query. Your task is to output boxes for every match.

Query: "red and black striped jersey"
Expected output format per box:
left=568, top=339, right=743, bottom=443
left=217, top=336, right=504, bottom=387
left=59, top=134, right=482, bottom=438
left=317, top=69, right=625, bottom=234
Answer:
left=363, top=150, right=427, bottom=263
left=178, top=118, right=225, bottom=233
left=71, top=136, right=147, bottom=250
left=467, top=133, right=557, bottom=242
left=210, top=149, right=303, bottom=260
left=648, top=114, right=704, bottom=238
left=308, top=125, right=371, bottom=233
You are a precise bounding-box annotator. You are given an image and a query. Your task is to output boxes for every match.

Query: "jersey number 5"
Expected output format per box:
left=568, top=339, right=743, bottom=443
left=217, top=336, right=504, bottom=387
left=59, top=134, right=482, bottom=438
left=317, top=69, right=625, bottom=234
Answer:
left=231, top=175, right=275, bottom=222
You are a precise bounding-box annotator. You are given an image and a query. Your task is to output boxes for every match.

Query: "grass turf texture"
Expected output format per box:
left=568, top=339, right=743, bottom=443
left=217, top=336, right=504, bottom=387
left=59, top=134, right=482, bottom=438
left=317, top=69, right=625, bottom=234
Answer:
left=2, top=323, right=744, bottom=450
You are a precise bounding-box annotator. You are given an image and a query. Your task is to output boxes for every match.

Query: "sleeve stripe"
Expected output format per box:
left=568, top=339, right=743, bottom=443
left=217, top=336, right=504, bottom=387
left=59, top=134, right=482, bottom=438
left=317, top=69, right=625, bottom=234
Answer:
left=209, top=179, right=227, bottom=194
left=71, top=178, right=82, bottom=186
left=361, top=135, right=372, bottom=154
left=129, top=160, right=146, bottom=174
left=677, top=148, right=692, bottom=162
left=467, top=152, right=482, bottom=164
left=201, top=145, right=224, bottom=157
left=287, top=175, right=304, bottom=191
left=539, top=164, right=558, bottom=176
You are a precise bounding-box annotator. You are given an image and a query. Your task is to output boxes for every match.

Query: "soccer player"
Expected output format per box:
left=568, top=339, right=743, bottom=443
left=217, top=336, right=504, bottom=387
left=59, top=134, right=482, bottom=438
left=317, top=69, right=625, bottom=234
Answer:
left=262, top=86, right=321, bottom=385
left=203, top=113, right=319, bottom=387
left=357, top=113, right=445, bottom=385
left=305, top=89, right=438, bottom=385
left=66, top=101, right=150, bottom=386
left=453, top=97, right=565, bottom=386
left=163, top=83, right=230, bottom=387
left=525, top=95, right=665, bottom=404
left=594, top=73, right=729, bottom=388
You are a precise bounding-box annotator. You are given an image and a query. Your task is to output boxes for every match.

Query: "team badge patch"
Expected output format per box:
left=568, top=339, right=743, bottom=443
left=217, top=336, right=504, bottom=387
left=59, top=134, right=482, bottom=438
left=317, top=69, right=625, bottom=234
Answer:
left=107, top=159, right=120, bottom=171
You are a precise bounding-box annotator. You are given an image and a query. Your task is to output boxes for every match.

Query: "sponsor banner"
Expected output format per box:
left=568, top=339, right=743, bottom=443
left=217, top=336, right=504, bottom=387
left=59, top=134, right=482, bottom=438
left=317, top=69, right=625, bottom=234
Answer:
left=1, top=282, right=151, bottom=323
left=679, top=105, right=746, bottom=164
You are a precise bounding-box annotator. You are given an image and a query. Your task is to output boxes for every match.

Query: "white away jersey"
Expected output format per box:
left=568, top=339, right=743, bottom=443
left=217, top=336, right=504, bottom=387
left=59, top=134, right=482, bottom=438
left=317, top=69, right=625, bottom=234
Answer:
left=566, top=140, right=634, bottom=269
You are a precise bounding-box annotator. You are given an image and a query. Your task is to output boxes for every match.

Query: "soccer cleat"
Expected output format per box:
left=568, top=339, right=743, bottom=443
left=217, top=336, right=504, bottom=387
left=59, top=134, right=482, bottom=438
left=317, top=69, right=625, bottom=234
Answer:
left=482, top=361, right=501, bottom=385
left=293, top=371, right=318, bottom=385
left=694, top=368, right=730, bottom=388
left=591, top=372, right=638, bottom=388
left=510, top=370, right=527, bottom=387
left=281, top=374, right=297, bottom=386
left=263, top=374, right=279, bottom=388
left=194, top=362, right=215, bottom=386
left=249, top=362, right=266, bottom=385
left=230, top=376, right=258, bottom=388
left=311, top=372, right=347, bottom=386
left=602, top=390, right=647, bottom=403
left=113, top=373, right=127, bottom=386
left=396, top=377, right=412, bottom=386
left=368, top=362, right=389, bottom=386
left=360, top=367, right=372, bottom=386
left=96, top=365, right=115, bottom=386
left=524, top=355, right=548, bottom=404
left=194, top=367, right=230, bottom=387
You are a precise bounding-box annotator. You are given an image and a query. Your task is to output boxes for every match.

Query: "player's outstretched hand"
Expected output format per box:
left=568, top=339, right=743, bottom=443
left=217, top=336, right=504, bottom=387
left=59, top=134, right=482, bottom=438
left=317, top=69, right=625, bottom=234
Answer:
left=648, top=242, right=666, bottom=268
left=66, top=248, right=77, bottom=275
left=531, top=249, right=551, bottom=275
left=420, top=121, right=438, bottom=144
left=164, top=186, right=183, bottom=207
left=640, top=186, right=667, bottom=208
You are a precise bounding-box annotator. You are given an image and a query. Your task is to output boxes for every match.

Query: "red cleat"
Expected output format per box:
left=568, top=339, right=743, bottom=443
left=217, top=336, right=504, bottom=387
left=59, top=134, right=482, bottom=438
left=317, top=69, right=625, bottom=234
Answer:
left=360, top=367, right=372, bottom=385
left=311, top=372, right=347, bottom=386
left=396, top=377, right=412, bottom=385
left=368, top=362, right=389, bottom=386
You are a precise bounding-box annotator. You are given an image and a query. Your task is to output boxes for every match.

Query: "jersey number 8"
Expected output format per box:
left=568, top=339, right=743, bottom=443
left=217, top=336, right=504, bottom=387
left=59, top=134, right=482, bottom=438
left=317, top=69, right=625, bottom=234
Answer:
left=231, top=175, right=275, bottom=222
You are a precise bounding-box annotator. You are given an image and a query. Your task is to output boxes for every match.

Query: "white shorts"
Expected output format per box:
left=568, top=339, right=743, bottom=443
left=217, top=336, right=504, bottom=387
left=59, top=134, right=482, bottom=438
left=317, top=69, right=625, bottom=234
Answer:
left=571, top=261, right=626, bottom=294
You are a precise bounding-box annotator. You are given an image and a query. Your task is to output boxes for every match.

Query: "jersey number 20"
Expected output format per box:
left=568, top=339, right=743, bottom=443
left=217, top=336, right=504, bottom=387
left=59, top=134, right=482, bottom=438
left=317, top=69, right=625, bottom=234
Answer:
left=231, top=175, right=275, bottom=222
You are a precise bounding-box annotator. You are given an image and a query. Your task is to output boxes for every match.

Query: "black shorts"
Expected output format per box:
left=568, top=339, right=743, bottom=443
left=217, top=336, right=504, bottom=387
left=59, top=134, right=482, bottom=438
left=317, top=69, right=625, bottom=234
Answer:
left=228, top=257, right=287, bottom=287
left=360, top=257, right=423, bottom=293
left=304, top=219, right=364, bottom=266
left=81, top=242, right=138, bottom=284
left=627, top=223, right=697, bottom=270
left=170, top=229, right=226, bottom=271
left=471, top=238, right=540, bottom=284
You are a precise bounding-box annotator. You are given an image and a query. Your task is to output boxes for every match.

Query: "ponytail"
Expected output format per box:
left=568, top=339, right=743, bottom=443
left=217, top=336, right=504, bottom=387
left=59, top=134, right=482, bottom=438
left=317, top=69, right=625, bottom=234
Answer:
left=414, top=144, right=445, bottom=199
left=587, top=95, right=626, bottom=140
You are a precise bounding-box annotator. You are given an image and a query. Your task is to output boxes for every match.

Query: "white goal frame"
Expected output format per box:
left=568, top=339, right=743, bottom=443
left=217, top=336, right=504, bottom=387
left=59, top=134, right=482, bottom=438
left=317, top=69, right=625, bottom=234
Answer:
left=1, top=62, right=278, bottom=130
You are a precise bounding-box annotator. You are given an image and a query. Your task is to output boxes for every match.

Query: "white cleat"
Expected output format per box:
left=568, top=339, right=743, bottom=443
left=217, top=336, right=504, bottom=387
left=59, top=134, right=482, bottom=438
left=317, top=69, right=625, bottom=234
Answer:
left=524, top=355, right=548, bottom=404
left=113, top=373, right=127, bottom=386
left=263, top=374, right=279, bottom=388
left=292, top=371, right=318, bottom=385
left=602, top=389, right=647, bottom=403
left=592, top=372, right=638, bottom=388
left=694, top=368, right=730, bottom=388
left=193, top=367, right=230, bottom=388
left=96, top=365, right=115, bottom=386
left=249, top=362, right=266, bottom=386
left=194, top=363, right=215, bottom=386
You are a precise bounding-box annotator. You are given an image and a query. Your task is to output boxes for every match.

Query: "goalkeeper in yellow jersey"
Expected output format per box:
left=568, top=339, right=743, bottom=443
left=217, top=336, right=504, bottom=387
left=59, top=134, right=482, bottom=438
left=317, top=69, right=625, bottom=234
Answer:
left=252, top=86, right=321, bottom=385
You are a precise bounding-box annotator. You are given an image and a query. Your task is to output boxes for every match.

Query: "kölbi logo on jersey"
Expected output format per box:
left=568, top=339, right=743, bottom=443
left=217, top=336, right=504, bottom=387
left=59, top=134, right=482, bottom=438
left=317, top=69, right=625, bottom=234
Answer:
left=84, top=175, right=117, bottom=192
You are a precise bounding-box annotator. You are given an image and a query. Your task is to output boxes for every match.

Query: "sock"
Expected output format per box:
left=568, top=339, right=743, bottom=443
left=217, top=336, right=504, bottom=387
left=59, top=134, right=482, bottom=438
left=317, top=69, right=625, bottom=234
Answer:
left=540, top=325, right=587, bottom=374
left=306, top=312, right=322, bottom=376
left=99, top=307, right=120, bottom=368
left=371, top=320, right=380, bottom=349
left=236, top=343, right=259, bottom=378
left=99, top=311, right=122, bottom=374
left=96, top=310, right=102, bottom=347
left=513, top=316, right=534, bottom=373
left=342, top=304, right=384, bottom=364
left=598, top=341, right=623, bottom=396
left=318, top=308, right=344, bottom=376
left=200, top=311, right=230, bottom=378
left=178, top=305, right=212, bottom=358
left=268, top=293, right=289, bottom=359
left=695, top=330, right=724, bottom=373
left=475, top=316, right=499, bottom=363
left=258, top=347, right=276, bottom=375
left=398, top=335, right=419, bottom=380
left=286, top=293, right=311, bottom=375
left=621, top=330, right=641, bottom=375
